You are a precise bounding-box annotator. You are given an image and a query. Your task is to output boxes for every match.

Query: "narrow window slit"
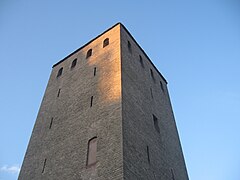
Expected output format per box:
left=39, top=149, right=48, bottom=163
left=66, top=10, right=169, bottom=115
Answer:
left=160, top=81, right=165, bottom=93
left=57, top=89, right=61, bottom=97
left=128, top=41, right=132, bottom=53
left=90, top=96, right=93, bottom=107
left=147, top=146, right=150, bottom=164
left=42, top=158, right=47, bottom=173
left=150, top=88, right=153, bottom=99
left=49, top=118, right=53, bottom=129
left=150, top=69, right=156, bottom=83
left=153, top=114, right=160, bottom=133
left=171, top=168, right=175, bottom=180
left=94, top=67, right=96, bottom=76
left=139, top=55, right=144, bottom=68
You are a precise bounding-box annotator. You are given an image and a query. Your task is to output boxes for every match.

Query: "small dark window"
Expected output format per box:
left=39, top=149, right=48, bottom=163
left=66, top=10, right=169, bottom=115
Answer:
left=57, top=89, right=61, bottom=97
left=103, top=38, right=109, bottom=47
left=147, top=146, right=150, bottom=164
left=71, top=58, right=77, bottom=69
left=90, top=96, right=93, bottom=107
left=150, top=88, right=153, bottom=99
left=86, top=49, right=92, bottom=59
left=94, top=67, right=96, bottom=76
left=160, top=81, right=164, bottom=92
left=150, top=69, right=155, bottom=83
left=139, top=55, right=144, bottom=68
left=171, top=168, right=175, bottom=180
left=128, top=41, right=132, bottom=53
left=87, top=137, right=97, bottom=167
left=57, top=67, right=63, bottom=78
left=153, top=114, right=160, bottom=133
left=49, top=118, right=53, bottom=129
left=42, top=158, right=47, bottom=173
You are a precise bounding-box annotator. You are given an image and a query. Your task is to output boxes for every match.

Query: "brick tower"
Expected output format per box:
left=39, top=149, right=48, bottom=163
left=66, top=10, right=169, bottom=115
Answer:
left=19, top=23, right=188, bottom=180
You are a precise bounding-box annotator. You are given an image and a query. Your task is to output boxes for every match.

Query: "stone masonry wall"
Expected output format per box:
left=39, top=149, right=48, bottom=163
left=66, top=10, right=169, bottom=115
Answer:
left=19, top=24, right=123, bottom=180
left=120, top=25, right=189, bottom=180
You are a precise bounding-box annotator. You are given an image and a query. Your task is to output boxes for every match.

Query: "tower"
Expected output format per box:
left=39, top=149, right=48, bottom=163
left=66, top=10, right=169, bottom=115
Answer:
left=19, top=23, right=188, bottom=180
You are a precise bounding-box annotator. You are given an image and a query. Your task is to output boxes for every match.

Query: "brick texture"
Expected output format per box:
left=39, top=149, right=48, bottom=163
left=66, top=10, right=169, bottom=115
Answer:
left=18, top=23, right=188, bottom=180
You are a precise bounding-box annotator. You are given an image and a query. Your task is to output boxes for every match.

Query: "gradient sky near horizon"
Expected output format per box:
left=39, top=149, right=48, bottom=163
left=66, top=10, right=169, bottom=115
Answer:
left=0, top=0, right=240, bottom=180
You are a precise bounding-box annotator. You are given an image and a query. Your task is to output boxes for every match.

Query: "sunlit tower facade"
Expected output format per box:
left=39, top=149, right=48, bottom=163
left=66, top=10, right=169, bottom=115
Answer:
left=19, top=23, right=188, bottom=180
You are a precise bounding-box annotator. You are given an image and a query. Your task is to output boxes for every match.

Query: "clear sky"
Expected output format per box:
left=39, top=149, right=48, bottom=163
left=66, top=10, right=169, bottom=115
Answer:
left=0, top=0, right=240, bottom=179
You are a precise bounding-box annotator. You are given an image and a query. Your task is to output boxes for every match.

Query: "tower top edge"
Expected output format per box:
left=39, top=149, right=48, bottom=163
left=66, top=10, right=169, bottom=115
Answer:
left=51, top=22, right=167, bottom=84
left=120, top=24, right=168, bottom=84
left=52, top=22, right=122, bottom=68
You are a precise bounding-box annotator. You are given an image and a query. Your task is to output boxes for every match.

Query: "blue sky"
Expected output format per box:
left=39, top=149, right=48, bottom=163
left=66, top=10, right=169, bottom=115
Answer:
left=0, top=0, right=240, bottom=179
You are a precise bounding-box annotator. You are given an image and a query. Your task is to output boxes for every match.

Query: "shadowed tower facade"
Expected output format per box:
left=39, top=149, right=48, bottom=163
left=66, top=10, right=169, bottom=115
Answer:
left=19, top=23, right=188, bottom=180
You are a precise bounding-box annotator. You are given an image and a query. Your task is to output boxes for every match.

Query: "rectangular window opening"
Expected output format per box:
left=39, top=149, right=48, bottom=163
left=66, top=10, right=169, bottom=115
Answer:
left=87, top=137, right=97, bottom=167
left=153, top=114, right=160, bottom=133
left=42, top=158, right=47, bottom=173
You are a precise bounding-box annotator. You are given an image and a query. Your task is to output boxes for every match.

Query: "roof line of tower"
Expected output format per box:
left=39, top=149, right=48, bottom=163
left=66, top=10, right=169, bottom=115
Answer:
left=120, top=24, right=167, bottom=84
left=52, top=22, right=167, bottom=84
